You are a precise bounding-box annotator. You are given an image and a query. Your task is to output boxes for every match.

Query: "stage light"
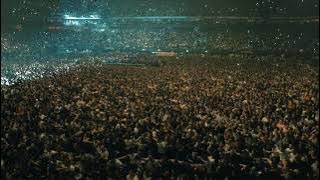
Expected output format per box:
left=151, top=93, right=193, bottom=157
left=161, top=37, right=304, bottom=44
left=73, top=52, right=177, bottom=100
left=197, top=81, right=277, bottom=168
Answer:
left=62, top=14, right=101, bottom=26
left=63, top=14, right=101, bottom=20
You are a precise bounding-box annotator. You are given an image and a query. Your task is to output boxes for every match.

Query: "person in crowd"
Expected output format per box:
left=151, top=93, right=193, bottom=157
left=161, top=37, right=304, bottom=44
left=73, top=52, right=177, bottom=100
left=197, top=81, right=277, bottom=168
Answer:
left=1, top=54, right=318, bottom=179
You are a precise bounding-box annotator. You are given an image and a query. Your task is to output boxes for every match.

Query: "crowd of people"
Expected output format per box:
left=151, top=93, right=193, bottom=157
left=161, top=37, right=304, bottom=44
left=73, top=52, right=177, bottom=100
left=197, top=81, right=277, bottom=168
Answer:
left=1, top=55, right=318, bottom=179
left=2, top=21, right=318, bottom=59
left=1, top=52, right=161, bottom=85
left=1, top=22, right=318, bottom=86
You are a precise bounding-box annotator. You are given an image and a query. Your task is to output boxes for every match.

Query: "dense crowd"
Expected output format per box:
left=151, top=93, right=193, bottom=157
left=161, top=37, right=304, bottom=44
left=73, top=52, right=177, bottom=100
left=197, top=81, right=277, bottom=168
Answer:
left=1, top=55, right=318, bottom=179
left=1, top=53, right=159, bottom=85
left=1, top=23, right=318, bottom=86
left=2, top=22, right=318, bottom=59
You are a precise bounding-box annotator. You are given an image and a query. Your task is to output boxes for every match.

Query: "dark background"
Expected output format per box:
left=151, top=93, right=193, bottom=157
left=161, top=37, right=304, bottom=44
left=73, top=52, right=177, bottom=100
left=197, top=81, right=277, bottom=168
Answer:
left=1, top=0, right=319, bottom=28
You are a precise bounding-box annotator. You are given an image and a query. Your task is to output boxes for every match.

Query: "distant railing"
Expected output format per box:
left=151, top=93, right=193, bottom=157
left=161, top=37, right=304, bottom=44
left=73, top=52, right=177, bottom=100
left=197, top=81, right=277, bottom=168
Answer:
left=46, top=16, right=319, bottom=22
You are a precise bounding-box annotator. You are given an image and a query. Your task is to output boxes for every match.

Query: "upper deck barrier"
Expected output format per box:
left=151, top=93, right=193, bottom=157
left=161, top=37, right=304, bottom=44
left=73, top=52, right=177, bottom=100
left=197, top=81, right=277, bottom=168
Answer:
left=46, top=16, right=319, bottom=23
